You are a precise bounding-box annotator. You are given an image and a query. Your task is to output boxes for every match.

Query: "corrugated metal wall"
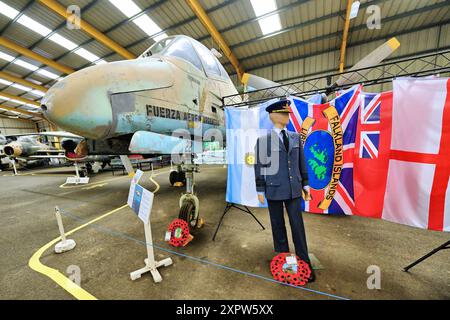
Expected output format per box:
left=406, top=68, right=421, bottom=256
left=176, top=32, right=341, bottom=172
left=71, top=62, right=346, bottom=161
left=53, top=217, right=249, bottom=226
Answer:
left=0, top=117, right=36, bottom=135
left=230, top=23, right=448, bottom=93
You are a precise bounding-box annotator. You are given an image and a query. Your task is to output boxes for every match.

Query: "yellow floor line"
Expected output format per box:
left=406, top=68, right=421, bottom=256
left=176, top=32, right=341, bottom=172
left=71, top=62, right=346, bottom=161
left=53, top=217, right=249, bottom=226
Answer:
left=28, top=204, right=128, bottom=300
left=28, top=170, right=167, bottom=300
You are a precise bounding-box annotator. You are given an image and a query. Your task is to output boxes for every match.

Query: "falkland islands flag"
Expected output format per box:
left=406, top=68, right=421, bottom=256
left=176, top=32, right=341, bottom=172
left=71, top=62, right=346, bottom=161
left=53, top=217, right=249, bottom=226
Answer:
left=287, top=85, right=361, bottom=215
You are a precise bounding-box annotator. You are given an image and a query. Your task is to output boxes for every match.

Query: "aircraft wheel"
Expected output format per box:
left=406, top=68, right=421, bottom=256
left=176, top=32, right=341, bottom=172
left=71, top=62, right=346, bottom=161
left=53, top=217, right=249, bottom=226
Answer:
left=178, top=200, right=198, bottom=231
left=178, top=171, right=186, bottom=184
left=169, top=171, right=178, bottom=186
left=169, top=171, right=186, bottom=186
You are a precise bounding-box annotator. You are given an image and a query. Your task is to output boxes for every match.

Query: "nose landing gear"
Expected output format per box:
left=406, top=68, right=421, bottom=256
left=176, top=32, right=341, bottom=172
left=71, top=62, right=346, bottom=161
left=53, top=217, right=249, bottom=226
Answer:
left=178, top=163, right=204, bottom=231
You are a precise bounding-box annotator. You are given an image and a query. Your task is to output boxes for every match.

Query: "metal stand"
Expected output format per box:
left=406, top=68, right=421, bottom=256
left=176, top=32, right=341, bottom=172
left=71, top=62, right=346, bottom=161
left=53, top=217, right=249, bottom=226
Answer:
left=403, top=240, right=450, bottom=272
left=130, top=217, right=172, bottom=283
left=212, top=202, right=265, bottom=241
left=11, top=158, right=18, bottom=175
left=66, top=162, right=89, bottom=184
left=120, top=155, right=135, bottom=176
left=54, top=206, right=76, bottom=253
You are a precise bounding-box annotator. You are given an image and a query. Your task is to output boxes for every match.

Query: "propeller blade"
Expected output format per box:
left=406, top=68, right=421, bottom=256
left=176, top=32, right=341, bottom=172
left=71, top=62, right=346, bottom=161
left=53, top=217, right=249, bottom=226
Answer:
left=334, top=37, right=400, bottom=88
left=242, top=73, right=295, bottom=96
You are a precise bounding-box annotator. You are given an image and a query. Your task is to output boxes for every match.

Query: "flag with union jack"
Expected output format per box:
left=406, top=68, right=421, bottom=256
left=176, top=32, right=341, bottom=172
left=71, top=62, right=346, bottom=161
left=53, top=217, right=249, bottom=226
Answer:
left=359, top=93, right=381, bottom=159
left=287, top=85, right=362, bottom=215
left=354, top=79, right=450, bottom=232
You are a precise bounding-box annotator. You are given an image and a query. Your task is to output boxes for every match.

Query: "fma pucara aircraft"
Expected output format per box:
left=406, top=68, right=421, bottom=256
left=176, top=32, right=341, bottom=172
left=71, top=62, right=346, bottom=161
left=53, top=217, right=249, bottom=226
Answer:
left=1, top=131, right=112, bottom=175
left=40, top=35, right=399, bottom=230
left=0, top=134, right=65, bottom=171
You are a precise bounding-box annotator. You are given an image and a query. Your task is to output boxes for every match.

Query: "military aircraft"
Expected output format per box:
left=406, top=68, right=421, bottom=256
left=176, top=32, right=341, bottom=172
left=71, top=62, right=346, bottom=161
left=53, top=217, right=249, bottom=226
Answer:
left=41, top=35, right=399, bottom=230
left=3, top=135, right=63, bottom=159
left=0, top=134, right=65, bottom=172
left=0, top=134, right=8, bottom=170
left=1, top=131, right=112, bottom=175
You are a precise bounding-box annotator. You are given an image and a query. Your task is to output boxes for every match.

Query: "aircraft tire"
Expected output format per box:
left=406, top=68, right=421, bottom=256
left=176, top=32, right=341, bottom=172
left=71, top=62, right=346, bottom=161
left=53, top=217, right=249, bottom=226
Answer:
left=179, top=200, right=198, bottom=231
left=169, top=170, right=178, bottom=185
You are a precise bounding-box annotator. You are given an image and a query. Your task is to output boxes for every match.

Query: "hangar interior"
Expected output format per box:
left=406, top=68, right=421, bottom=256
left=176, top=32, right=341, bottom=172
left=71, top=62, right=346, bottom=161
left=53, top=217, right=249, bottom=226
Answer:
left=0, top=0, right=449, bottom=300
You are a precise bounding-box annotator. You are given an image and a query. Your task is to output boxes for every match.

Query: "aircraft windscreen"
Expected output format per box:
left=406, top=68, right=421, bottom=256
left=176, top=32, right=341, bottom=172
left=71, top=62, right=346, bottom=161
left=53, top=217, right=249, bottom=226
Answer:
left=140, top=36, right=231, bottom=81
left=165, top=38, right=204, bottom=71
left=141, top=38, right=173, bottom=58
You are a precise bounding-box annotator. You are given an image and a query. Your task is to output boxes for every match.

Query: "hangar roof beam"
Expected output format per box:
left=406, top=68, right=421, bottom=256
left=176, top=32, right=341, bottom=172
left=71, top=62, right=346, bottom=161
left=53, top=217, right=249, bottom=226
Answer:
left=225, top=1, right=449, bottom=71
left=0, top=36, right=74, bottom=75
left=38, top=0, right=136, bottom=60
left=0, top=105, right=41, bottom=119
left=185, top=0, right=244, bottom=83
left=0, top=71, right=48, bottom=93
left=339, top=0, right=354, bottom=73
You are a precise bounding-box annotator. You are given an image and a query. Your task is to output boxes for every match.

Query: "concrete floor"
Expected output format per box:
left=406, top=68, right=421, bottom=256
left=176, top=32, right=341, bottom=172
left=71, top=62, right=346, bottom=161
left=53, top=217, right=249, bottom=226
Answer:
left=0, top=165, right=448, bottom=300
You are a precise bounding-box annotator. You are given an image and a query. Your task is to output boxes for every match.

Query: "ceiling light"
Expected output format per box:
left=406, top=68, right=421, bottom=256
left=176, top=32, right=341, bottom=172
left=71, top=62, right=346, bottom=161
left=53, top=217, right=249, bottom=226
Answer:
left=249, top=0, right=282, bottom=36
left=250, top=0, right=277, bottom=16
left=14, top=59, right=39, bottom=71
left=36, top=69, right=59, bottom=79
left=17, top=15, right=51, bottom=37
left=0, top=1, right=19, bottom=19
left=11, top=83, right=31, bottom=91
left=109, top=0, right=141, bottom=18
left=259, top=15, right=282, bottom=35
left=133, top=15, right=162, bottom=37
left=0, top=51, right=14, bottom=62
left=74, top=48, right=100, bottom=62
left=10, top=99, right=24, bottom=105
left=29, top=90, right=45, bottom=97
left=48, top=33, right=78, bottom=50
left=0, top=79, right=13, bottom=86
left=109, top=0, right=166, bottom=40
left=25, top=104, right=40, bottom=109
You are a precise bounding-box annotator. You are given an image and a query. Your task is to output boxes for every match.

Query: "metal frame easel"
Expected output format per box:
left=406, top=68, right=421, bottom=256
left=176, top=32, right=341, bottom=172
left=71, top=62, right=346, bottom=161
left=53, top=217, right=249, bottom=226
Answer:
left=403, top=240, right=450, bottom=272
left=212, top=202, right=265, bottom=241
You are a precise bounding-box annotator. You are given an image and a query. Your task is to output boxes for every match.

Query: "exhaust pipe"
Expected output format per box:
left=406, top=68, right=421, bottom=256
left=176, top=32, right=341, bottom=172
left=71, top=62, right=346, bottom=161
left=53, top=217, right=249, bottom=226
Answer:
left=4, top=143, right=22, bottom=157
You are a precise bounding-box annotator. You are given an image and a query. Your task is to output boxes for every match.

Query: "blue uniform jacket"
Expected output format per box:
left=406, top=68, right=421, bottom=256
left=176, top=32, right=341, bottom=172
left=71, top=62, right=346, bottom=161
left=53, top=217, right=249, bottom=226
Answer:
left=254, top=130, right=309, bottom=200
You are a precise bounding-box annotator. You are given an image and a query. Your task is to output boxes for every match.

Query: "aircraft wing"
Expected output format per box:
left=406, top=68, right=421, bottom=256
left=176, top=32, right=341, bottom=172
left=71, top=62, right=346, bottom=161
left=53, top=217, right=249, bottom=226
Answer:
left=6, top=131, right=83, bottom=139
left=36, top=149, right=65, bottom=153
left=27, top=155, right=66, bottom=159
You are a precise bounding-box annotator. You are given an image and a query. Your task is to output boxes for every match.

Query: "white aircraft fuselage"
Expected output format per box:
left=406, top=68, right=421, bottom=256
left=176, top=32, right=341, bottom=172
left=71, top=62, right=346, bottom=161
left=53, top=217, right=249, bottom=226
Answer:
left=41, top=36, right=240, bottom=155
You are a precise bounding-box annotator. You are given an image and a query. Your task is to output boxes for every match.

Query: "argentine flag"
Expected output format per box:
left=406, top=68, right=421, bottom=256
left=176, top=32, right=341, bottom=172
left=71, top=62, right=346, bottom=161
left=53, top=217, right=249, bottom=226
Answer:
left=225, top=101, right=276, bottom=207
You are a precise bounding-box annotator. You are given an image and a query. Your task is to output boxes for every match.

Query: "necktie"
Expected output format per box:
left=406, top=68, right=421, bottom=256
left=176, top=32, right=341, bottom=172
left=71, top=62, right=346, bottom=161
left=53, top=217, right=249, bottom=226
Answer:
left=281, top=129, right=289, bottom=151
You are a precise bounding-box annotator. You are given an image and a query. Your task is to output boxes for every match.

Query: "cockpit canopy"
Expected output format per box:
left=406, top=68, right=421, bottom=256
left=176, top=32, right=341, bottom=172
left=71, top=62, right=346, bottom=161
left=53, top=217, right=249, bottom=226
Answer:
left=140, top=35, right=231, bottom=81
left=17, top=136, right=37, bottom=143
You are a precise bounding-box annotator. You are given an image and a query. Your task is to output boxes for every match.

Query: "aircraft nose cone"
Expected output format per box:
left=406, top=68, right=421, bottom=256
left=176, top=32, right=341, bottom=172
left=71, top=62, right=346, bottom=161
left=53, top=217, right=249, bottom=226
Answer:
left=42, top=58, right=174, bottom=140
left=41, top=65, right=114, bottom=140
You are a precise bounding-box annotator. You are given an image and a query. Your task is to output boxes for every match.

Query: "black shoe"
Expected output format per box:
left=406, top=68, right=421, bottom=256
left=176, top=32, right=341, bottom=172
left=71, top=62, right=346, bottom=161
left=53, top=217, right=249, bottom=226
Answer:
left=307, top=264, right=316, bottom=283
